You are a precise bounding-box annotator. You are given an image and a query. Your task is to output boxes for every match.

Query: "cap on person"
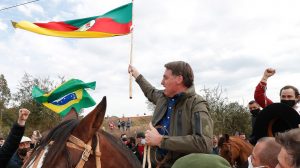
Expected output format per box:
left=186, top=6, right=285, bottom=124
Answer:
left=172, top=153, right=231, bottom=168
left=20, top=136, right=32, bottom=143
left=136, top=132, right=145, bottom=138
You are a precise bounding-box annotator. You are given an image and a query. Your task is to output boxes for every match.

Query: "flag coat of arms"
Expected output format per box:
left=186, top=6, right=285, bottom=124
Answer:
left=32, top=79, right=96, bottom=116
left=12, top=3, right=132, bottom=38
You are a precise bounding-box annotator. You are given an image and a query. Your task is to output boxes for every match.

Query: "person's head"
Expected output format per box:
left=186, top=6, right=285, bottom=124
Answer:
left=172, top=153, right=231, bottom=168
left=239, top=133, right=246, bottom=140
left=248, top=100, right=261, bottom=115
left=0, top=137, right=4, bottom=147
left=212, top=135, right=218, bottom=146
left=250, top=137, right=281, bottom=168
left=279, top=85, right=300, bottom=108
left=161, top=61, right=194, bottom=97
left=120, top=133, right=127, bottom=139
left=18, top=136, right=31, bottom=157
left=31, top=130, right=42, bottom=145
left=275, top=128, right=300, bottom=168
left=136, top=132, right=145, bottom=145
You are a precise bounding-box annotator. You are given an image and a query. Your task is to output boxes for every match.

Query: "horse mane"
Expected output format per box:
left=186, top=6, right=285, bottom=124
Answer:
left=101, top=131, right=141, bottom=167
left=24, top=119, right=80, bottom=168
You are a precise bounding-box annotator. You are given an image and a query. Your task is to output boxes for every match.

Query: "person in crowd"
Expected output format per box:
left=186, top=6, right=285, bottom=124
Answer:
left=132, top=132, right=146, bottom=163
left=126, top=118, right=131, bottom=131
left=128, top=61, right=213, bottom=167
left=121, top=120, right=126, bottom=132
left=212, top=135, right=219, bottom=155
left=254, top=68, right=300, bottom=114
left=0, top=108, right=30, bottom=167
left=239, top=132, right=249, bottom=143
left=127, top=137, right=136, bottom=150
left=120, top=133, right=128, bottom=146
left=248, top=100, right=261, bottom=128
left=0, top=137, right=5, bottom=148
left=248, top=100, right=262, bottom=145
left=275, top=128, right=300, bottom=168
left=117, top=119, right=121, bottom=130
left=171, top=153, right=231, bottom=168
left=248, top=137, right=281, bottom=168
left=108, top=121, right=115, bottom=131
left=6, top=136, right=32, bottom=168
left=30, top=130, right=42, bottom=149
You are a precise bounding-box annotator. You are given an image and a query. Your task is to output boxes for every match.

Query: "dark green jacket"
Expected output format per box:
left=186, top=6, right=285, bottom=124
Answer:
left=136, top=75, right=213, bottom=167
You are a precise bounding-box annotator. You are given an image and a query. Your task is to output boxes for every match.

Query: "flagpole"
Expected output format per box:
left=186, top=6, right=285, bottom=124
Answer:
left=129, top=0, right=134, bottom=99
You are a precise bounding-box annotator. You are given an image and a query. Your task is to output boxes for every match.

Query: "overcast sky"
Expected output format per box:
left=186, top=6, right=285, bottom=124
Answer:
left=1, top=0, right=300, bottom=117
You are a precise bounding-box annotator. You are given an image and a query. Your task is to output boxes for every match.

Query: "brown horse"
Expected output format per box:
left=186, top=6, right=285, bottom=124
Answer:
left=23, top=97, right=141, bottom=168
left=218, top=134, right=253, bottom=168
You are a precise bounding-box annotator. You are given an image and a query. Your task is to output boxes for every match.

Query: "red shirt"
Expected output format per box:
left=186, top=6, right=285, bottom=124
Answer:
left=254, top=82, right=273, bottom=108
left=137, top=145, right=144, bottom=158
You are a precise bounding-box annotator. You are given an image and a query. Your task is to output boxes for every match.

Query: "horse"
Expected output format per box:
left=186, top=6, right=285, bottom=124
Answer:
left=23, top=96, right=141, bottom=168
left=218, top=134, right=253, bottom=168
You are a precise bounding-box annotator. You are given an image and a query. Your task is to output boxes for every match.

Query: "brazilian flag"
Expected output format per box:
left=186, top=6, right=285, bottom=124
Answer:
left=32, top=79, right=96, bottom=116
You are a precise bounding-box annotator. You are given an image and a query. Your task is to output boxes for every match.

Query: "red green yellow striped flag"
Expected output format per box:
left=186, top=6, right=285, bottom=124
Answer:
left=12, top=3, right=132, bottom=38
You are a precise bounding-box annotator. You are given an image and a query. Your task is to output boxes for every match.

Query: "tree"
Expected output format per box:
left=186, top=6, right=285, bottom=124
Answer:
left=200, top=86, right=251, bottom=136
left=12, top=73, right=65, bottom=135
left=0, top=74, right=12, bottom=137
left=0, top=74, right=11, bottom=107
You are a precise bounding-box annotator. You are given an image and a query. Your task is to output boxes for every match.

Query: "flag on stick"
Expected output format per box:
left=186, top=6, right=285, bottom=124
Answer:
left=12, top=3, right=132, bottom=38
left=32, top=79, right=96, bottom=116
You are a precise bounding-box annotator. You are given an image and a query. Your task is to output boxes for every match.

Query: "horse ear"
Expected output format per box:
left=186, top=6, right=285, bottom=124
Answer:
left=72, top=96, right=107, bottom=143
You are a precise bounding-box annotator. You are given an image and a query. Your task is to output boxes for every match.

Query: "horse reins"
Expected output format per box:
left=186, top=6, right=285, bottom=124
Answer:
left=142, top=145, right=151, bottom=168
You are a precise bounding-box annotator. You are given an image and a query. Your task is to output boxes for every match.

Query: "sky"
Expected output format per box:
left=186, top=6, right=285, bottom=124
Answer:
left=1, top=0, right=300, bottom=117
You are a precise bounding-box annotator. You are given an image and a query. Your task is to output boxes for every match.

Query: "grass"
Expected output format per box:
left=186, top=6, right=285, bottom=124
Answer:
left=102, top=115, right=152, bottom=138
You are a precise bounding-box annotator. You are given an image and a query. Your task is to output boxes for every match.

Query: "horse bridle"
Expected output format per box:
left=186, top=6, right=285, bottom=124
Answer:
left=29, top=134, right=101, bottom=168
left=66, top=134, right=101, bottom=168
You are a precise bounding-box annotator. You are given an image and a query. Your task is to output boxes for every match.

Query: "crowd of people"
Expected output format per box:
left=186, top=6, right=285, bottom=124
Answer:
left=0, top=61, right=299, bottom=168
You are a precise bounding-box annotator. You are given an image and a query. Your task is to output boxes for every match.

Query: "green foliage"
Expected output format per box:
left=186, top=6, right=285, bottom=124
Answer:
left=200, top=86, right=251, bottom=136
left=0, top=74, right=11, bottom=107
left=0, top=73, right=66, bottom=137
left=12, top=73, right=66, bottom=136
left=0, top=74, right=12, bottom=137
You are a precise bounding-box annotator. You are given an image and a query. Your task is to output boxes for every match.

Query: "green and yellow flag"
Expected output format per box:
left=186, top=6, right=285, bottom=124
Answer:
left=32, top=79, right=96, bottom=116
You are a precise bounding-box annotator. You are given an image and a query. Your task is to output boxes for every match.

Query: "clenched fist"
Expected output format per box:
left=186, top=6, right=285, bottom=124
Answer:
left=18, top=108, right=31, bottom=126
left=262, top=68, right=276, bottom=82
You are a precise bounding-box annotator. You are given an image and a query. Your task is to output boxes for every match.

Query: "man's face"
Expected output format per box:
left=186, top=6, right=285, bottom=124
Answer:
left=0, top=139, right=4, bottom=145
left=276, top=147, right=293, bottom=168
left=280, top=88, right=297, bottom=101
left=19, top=141, right=30, bottom=149
left=161, top=69, right=181, bottom=97
left=249, top=102, right=260, bottom=111
left=240, top=134, right=246, bottom=140
left=136, top=137, right=142, bottom=144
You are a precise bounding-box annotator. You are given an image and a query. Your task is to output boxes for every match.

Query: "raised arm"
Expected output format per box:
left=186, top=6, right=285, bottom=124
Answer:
left=254, top=68, right=275, bottom=108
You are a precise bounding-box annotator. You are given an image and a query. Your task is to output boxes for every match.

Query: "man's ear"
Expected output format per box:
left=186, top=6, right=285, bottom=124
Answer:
left=176, top=75, right=184, bottom=84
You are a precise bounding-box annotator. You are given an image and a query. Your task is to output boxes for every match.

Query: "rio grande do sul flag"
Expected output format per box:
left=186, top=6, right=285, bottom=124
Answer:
left=12, top=3, right=132, bottom=38
left=32, top=79, right=96, bottom=117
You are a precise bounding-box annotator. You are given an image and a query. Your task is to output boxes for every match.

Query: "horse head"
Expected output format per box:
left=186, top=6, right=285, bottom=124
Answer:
left=218, top=134, right=234, bottom=165
left=23, top=96, right=141, bottom=168
left=71, top=96, right=107, bottom=143
left=218, top=134, right=253, bottom=167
